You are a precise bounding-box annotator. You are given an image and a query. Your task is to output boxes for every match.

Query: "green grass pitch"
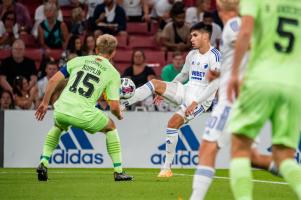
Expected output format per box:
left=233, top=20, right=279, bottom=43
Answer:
left=0, top=168, right=298, bottom=200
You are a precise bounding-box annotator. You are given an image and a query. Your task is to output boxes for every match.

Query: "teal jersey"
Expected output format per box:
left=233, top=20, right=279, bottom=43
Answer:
left=161, top=64, right=181, bottom=82
left=54, top=55, right=120, bottom=118
left=240, top=0, right=301, bottom=90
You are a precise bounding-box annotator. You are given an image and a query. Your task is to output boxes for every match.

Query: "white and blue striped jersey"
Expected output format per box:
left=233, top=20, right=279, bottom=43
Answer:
left=219, top=16, right=249, bottom=102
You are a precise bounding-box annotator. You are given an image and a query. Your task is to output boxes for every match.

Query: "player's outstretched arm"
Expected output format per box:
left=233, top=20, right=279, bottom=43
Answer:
left=35, top=71, right=65, bottom=121
left=108, top=100, right=123, bottom=120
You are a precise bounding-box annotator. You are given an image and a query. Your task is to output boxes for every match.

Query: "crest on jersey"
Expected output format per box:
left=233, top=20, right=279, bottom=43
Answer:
left=203, top=64, right=209, bottom=69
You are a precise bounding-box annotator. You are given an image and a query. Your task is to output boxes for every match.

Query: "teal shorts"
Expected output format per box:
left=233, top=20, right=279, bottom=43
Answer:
left=53, top=109, right=110, bottom=134
left=229, top=81, right=301, bottom=149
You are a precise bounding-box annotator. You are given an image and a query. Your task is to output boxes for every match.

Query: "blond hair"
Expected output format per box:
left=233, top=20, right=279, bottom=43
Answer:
left=216, top=0, right=239, bottom=11
left=96, top=34, right=118, bottom=55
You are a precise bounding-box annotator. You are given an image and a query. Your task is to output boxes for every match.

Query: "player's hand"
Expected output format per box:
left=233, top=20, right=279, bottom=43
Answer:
left=227, top=74, right=240, bottom=103
left=35, top=102, right=48, bottom=121
left=153, top=95, right=163, bottom=105
left=185, top=101, right=198, bottom=116
left=207, top=70, right=220, bottom=82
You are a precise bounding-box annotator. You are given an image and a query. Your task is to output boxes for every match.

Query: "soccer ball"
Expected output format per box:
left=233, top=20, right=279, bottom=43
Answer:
left=120, top=78, right=136, bottom=99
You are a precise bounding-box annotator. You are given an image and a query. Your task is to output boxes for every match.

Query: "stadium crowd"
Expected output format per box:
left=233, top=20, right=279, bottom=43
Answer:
left=0, top=0, right=222, bottom=111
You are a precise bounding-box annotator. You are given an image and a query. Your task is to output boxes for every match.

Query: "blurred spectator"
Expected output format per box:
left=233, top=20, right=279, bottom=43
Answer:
left=161, top=51, right=185, bottom=82
left=38, top=2, right=69, bottom=49
left=0, top=11, right=18, bottom=48
left=13, top=76, right=38, bottom=110
left=32, top=0, right=63, bottom=38
left=37, top=60, right=58, bottom=101
left=92, top=0, right=127, bottom=35
left=160, top=2, right=191, bottom=52
left=150, top=0, right=174, bottom=29
left=86, top=0, right=103, bottom=19
left=60, top=35, right=83, bottom=64
left=121, top=0, right=150, bottom=22
left=203, top=11, right=221, bottom=48
left=69, top=6, right=89, bottom=35
left=122, top=50, right=156, bottom=111
left=83, top=34, right=96, bottom=55
left=185, top=0, right=211, bottom=25
left=123, top=50, right=156, bottom=88
left=0, top=39, right=37, bottom=93
left=0, top=90, right=14, bottom=109
left=0, top=0, right=32, bottom=32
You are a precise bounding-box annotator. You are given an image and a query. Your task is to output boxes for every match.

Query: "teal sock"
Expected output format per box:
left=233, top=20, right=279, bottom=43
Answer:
left=41, top=126, right=62, bottom=167
left=106, top=129, right=122, bottom=173
left=280, top=159, right=301, bottom=199
left=230, top=158, right=253, bottom=200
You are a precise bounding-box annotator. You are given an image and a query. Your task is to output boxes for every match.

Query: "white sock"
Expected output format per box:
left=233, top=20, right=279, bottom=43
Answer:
left=268, top=161, right=279, bottom=176
left=190, top=165, right=215, bottom=200
left=127, top=81, right=155, bottom=106
left=163, top=128, right=178, bottom=169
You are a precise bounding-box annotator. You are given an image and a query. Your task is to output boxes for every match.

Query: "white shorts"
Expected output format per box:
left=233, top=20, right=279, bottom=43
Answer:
left=163, top=81, right=215, bottom=122
left=203, top=101, right=261, bottom=148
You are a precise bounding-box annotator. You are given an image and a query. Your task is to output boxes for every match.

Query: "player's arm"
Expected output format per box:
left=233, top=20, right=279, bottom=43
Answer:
left=105, top=73, right=123, bottom=120
left=227, top=16, right=254, bottom=102
left=35, top=67, right=68, bottom=121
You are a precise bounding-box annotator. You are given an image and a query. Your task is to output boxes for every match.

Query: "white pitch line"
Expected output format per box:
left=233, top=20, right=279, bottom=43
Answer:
left=173, top=173, right=288, bottom=185
left=0, top=171, right=288, bottom=185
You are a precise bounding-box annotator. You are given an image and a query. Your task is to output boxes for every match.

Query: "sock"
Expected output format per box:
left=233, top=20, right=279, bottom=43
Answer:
left=127, top=81, right=155, bottom=106
left=106, top=129, right=123, bottom=173
left=230, top=158, right=253, bottom=200
left=41, top=126, right=62, bottom=167
left=163, top=128, right=178, bottom=169
left=280, top=159, right=301, bottom=199
left=190, top=165, right=215, bottom=200
left=268, top=161, right=280, bottom=176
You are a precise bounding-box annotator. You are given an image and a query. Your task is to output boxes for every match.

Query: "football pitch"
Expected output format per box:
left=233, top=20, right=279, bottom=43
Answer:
left=0, top=168, right=298, bottom=200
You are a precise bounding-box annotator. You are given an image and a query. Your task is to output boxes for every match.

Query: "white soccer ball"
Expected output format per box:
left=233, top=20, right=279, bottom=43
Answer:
left=120, top=78, right=136, bottom=99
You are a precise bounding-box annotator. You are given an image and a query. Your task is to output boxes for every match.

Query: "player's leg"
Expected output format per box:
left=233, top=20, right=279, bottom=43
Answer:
left=37, top=112, right=67, bottom=181
left=273, top=146, right=301, bottom=199
left=190, top=104, right=230, bottom=200
left=271, top=93, right=301, bottom=198
left=91, top=112, right=133, bottom=181
left=229, top=82, right=273, bottom=200
left=158, top=113, right=184, bottom=177
left=123, top=79, right=167, bottom=106
left=230, top=135, right=254, bottom=200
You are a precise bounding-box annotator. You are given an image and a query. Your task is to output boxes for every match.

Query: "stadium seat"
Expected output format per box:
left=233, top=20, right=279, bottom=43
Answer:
left=25, top=48, right=43, bottom=69
left=0, top=49, right=11, bottom=60
left=116, top=34, right=128, bottom=49
left=129, top=35, right=158, bottom=50
left=20, top=34, right=39, bottom=48
left=126, top=22, right=150, bottom=35
left=113, top=49, right=132, bottom=63
left=114, top=62, right=131, bottom=75
left=144, top=50, right=166, bottom=76
left=47, top=49, right=63, bottom=61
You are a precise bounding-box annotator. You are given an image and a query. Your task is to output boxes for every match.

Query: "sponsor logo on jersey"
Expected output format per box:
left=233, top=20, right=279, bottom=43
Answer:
left=150, top=125, right=200, bottom=166
left=48, top=127, right=103, bottom=165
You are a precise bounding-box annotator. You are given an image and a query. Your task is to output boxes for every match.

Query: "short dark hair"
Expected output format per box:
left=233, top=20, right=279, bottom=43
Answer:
left=203, top=11, right=213, bottom=19
left=190, top=22, right=212, bottom=38
left=170, top=1, right=185, bottom=18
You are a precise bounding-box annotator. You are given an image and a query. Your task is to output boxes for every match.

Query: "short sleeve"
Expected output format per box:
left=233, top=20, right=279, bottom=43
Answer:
left=105, top=71, right=121, bottom=101
left=209, top=49, right=221, bottom=72
left=161, top=23, right=172, bottom=39
left=146, top=66, right=156, bottom=76
left=240, top=0, right=259, bottom=18
left=66, top=57, right=80, bottom=74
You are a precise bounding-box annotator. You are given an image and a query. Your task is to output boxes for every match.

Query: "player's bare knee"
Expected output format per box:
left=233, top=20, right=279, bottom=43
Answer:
left=151, top=79, right=166, bottom=95
left=100, top=119, right=116, bottom=133
left=198, top=140, right=218, bottom=166
left=231, top=134, right=252, bottom=158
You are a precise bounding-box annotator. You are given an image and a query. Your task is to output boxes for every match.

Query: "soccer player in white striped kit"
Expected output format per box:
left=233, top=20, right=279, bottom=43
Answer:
left=122, top=22, right=221, bottom=177
left=188, top=1, right=279, bottom=199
